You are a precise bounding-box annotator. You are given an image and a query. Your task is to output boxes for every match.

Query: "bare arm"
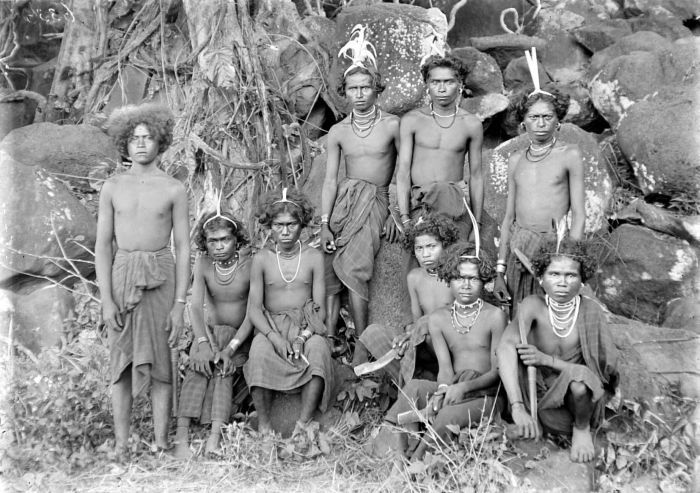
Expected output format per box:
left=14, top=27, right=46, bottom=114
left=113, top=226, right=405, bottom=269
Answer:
left=94, top=181, right=121, bottom=329
left=467, top=119, right=484, bottom=223
left=567, top=147, right=585, bottom=240
left=428, top=314, right=455, bottom=386
left=248, top=253, right=274, bottom=337
left=188, top=255, right=214, bottom=376
left=396, top=114, right=415, bottom=222
left=168, top=184, right=191, bottom=345
left=458, top=310, right=506, bottom=398
left=321, top=127, right=341, bottom=219
left=311, top=249, right=326, bottom=323
left=494, top=156, right=518, bottom=302
left=407, top=270, right=424, bottom=321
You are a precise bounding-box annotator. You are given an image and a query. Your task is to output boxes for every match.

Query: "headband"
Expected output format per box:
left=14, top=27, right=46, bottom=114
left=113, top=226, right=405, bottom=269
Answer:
left=273, top=187, right=301, bottom=209
left=338, top=24, right=378, bottom=76
left=524, top=47, right=553, bottom=97
left=459, top=198, right=481, bottom=260
left=203, top=190, right=238, bottom=230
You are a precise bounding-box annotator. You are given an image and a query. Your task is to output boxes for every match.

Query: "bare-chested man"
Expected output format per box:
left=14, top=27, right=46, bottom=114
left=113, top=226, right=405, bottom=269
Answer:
left=174, top=211, right=253, bottom=459
left=321, top=65, right=400, bottom=363
left=497, top=238, right=618, bottom=462
left=96, top=103, right=190, bottom=455
left=356, top=213, right=459, bottom=384
left=397, top=54, right=484, bottom=240
left=493, top=86, right=585, bottom=312
left=244, top=188, right=333, bottom=436
left=383, top=242, right=506, bottom=460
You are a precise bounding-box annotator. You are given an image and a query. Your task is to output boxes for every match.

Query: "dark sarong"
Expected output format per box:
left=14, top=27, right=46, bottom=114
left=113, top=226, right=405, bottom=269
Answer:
left=243, top=300, right=334, bottom=412
left=178, top=324, right=250, bottom=423
left=505, top=223, right=549, bottom=310
left=410, top=181, right=472, bottom=240
left=109, top=247, right=175, bottom=397
left=519, top=296, right=619, bottom=433
left=327, top=177, right=389, bottom=300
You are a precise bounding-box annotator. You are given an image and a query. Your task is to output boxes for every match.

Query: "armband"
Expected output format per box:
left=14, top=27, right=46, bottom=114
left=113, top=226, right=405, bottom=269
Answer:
left=300, top=329, right=313, bottom=340
left=320, top=214, right=329, bottom=224
left=228, top=338, right=242, bottom=351
left=197, top=336, right=209, bottom=345
left=495, top=264, right=506, bottom=274
left=175, top=298, right=187, bottom=304
left=437, top=383, right=449, bottom=390
left=510, top=400, right=524, bottom=408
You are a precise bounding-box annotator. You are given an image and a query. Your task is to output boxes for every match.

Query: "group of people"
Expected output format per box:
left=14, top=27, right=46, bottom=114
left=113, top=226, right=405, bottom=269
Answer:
left=95, top=32, right=619, bottom=466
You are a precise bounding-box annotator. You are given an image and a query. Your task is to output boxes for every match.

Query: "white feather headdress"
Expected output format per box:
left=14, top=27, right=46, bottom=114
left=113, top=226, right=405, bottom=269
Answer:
left=460, top=198, right=481, bottom=260
left=338, top=24, right=378, bottom=76
left=524, top=47, right=553, bottom=97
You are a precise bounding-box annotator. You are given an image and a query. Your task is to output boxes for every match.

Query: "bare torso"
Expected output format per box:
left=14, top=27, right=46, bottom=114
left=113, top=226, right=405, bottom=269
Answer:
left=260, top=245, right=319, bottom=312
left=511, top=144, right=578, bottom=233
left=200, top=251, right=252, bottom=327
left=430, top=303, right=501, bottom=375
left=524, top=295, right=582, bottom=361
left=108, top=170, right=184, bottom=251
left=334, top=114, right=399, bottom=186
left=406, top=108, right=480, bottom=185
left=408, top=268, right=454, bottom=317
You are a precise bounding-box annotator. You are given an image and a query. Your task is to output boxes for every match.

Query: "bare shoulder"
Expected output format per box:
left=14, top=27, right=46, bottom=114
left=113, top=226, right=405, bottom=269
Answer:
left=428, top=305, right=450, bottom=330
left=400, top=108, right=423, bottom=125
left=302, top=244, right=323, bottom=262
left=520, top=294, right=547, bottom=314
left=251, top=248, right=271, bottom=268
left=194, top=253, right=213, bottom=273
left=558, top=142, right=583, bottom=165
left=406, top=267, right=423, bottom=286
left=457, top=110, right=483, bottom=129
left=508, top=150, right=524, bottom=170
left=482, top=302, right=507, bottom=327
left=380, top=111, right=400, bottom=125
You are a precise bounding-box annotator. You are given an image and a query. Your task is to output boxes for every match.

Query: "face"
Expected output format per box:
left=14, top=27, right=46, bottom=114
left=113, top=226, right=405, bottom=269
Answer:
left=540, top=256, right=583, bottom=303
left=127, top=124, right=159, bottom=165
left=449, top=261, right=483, bottom=305
left=344, top=72, right=377, bottom=112
left=523, top=100, right=558, bottom=144
left=413, top=234, right=444, bottom=270
left=270, top=211, right=302, bottom=247
left=427, top=67, right=461, bottom=107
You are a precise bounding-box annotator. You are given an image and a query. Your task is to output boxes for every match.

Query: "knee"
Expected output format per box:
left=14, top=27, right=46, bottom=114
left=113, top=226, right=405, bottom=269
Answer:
left=569, top=381, right=590, bottom=399
left=432, top=414, right=461, bottom=439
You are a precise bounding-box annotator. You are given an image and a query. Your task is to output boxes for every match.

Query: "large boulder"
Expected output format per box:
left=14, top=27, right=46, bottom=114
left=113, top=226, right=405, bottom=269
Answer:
left=588, top=38, right=695, bottom=128
left=627, top=12, right=694, bottom=40
left=623, top=0, right=700, bottom=19
left=470, top=34, right=545, bottom=71
left=0, top=153, right=97, bottom=290
left=616, top=81, right=700, bottom=197
left=329, top=4, right=447, bottom=116
left=485, top=123, right=614, bottom=233
left=451, top=47, right=504, bottom=96
left=594, top=224, right=699, bottom=325
left=571, top=19, right=633, bottom=53
left=0, top=122, right=120, bottom=192
left=588, top=30, right=673, bottom=75
left=663, top=295, right=700, bottom=334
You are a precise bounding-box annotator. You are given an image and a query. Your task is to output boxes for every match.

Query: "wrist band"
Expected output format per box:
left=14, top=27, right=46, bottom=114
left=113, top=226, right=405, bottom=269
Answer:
left=437, top=383, right=449, bottom=390
left=495, top=264, right=506, bottom=274
left=228, top=338, right=241, bottom=350
left=401, top=218, right=411, bottom=225
left=197, top=336, right=209, bottom=345
left=175, top=298, right=187, bottom=304
left=320, top=214, right=329, bottom=224
left=510, top=400, right=524, bottom=407
left=496, top=259, right=506, bottom=265
left=301, top=329, right=312, bottom=339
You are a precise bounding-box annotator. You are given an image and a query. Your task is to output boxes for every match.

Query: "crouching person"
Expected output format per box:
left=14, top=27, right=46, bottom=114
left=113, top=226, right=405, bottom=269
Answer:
left=497, top=238, right=619, bottom=463
left=244, top=188, right=334, bottom=436
left=174, top=210, right=253, bottom=459
left=384, top=242, right=506, bottom=460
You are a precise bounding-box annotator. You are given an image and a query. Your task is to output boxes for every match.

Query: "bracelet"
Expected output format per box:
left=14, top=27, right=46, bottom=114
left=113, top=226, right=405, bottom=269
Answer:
left=197, top=336, right=209, bottom=345
left=301, top=329, right=313, bottom=339
left=294, top=336, right=306, bottom=344
left=175, top=298, right=187, bottom=304
left=437, top=383, right=449, bottom=390
left=510, top=400, right=524, bottom=408
left=228, top=338, right=241, bottom=351
left=495, top=264, right=506, bottom=274
left=496, top=259, right=506, bottom=266
left=320, top=214, right=329, bottom=224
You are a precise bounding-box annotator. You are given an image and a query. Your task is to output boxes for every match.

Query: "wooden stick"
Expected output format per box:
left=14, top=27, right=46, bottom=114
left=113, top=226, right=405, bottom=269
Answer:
left=518, top=311, right=538, bottom=423
left=171, top=347, right=179, bottom=417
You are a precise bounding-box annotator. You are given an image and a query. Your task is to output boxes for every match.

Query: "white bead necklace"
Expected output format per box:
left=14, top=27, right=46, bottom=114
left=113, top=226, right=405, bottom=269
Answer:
left=545, top=294, right=580, bottom=338
left=450, top=298, right=483, bottom=334
left=276, top=240, right=302, bottom=284
left=213, top=254, right=239, bottom=285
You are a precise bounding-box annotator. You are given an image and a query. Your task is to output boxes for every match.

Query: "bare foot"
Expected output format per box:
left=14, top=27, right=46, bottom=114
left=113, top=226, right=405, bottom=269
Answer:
left=204, top=433, right=221, bottom=456
left=173, top=441, right=193, bottom=460
left=570, top=425, right=595, bottom=462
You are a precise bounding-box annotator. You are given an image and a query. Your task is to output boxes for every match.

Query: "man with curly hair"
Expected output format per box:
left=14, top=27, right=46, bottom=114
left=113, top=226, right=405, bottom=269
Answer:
left=396, top=55, right=484, bottom=242
left=244, top=187, right=333, bottom=436
left=321, top=64, right=400, bottom=364
left=497, top=238, right=618, bottom=463
left=383, top=242, right=506, bottom=460
left=96, top=103, right=190, bottom=455
left=174, top=211, right=253, bottom=459
left=355, top=213, right=459, bottom=381
left=493, top=86, right=585, bottom=314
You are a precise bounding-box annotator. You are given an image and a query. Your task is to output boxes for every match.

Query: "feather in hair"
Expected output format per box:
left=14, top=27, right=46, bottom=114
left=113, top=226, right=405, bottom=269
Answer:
left=338, top=24, right=377, bottom=76
left=524, top=47, right=553, bottom=97
left=460, top=198, right=481, bottom=259
left=554, top=215, right=568, bottom=254
left=203, top=189, right=237, bottom=230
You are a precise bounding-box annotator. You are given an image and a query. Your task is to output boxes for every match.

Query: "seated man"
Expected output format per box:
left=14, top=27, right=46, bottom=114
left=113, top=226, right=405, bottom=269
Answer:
left=497, top=238, right=619, bottom=463
left=384, top=242, right=506, bottom=460
left=175, top=210, right=253, bottom=458
left=356, top=213, right=459, bottom=384
left=243, top=188, right=333, bottom=435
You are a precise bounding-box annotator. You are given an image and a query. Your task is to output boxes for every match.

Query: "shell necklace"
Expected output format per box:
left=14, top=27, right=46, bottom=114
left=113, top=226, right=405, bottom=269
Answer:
left=213, top=254, right=239, bottom=285
left=526, top=136, right=557, bottom=162
left=545, top=294, right=580, bottom=338
left=430, top=101, right=458, bottom=129
left=351, top=105, right=380, bottom=137
left=450, top=298, right=483, bottom=334
left=276, top=240, right=302, bottom=284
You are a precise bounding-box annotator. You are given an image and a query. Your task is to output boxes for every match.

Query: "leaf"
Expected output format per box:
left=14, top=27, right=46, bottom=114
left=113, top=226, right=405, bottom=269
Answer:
left=407, top=460, right=427, bottom=475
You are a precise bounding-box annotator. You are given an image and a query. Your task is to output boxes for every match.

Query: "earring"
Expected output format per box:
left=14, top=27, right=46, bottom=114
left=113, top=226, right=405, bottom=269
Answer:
left=538, top=279, right=543, bottom=285
left=519, top=122, right=526, bottom=130
left=556, top=123, right=561, bottom=131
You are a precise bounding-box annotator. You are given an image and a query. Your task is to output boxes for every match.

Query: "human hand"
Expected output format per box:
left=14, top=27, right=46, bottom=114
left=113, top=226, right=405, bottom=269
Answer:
left=217, top=347, right=237, bottom=376
left=167, top=304, right=185, bottom=347
left=382, top=216, right=401, bottom=243
left=516, top=343, right=547, bottom=367
left=493, top=275, right=511, bottom=304
left=102, top=299, right=123, bottom=332
left=391, top=331, right=411, bottom=356
left=443, top=382, right=468, bottom=405
left=320, top=226, right=336, bottom=253
left=268, top=332, right=292, bottom=360
left=291, top=336, right=305, bottom=360
left=191, top=342, right=215, bottom=377
left=427, top=391, right=446, bottom=418
left=511, top=403, right=540, bottom=439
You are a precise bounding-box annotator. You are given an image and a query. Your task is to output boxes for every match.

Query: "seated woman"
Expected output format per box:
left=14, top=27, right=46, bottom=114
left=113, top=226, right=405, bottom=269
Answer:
left=243, top=187, right=333, bottom=436
left=355, top=213, right=459, bottom=385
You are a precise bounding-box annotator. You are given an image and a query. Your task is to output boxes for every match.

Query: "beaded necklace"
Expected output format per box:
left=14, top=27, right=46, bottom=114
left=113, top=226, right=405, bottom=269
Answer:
left=545, top=294, right=580, bottom=338
left=450, top=298, right=483, bottom=334
left=276, top=240, right=302, bottom=284
left=526, top=136, right=557, bottom=162
left=430, top=101, right=458, bottom=129
left=351, top=105, right=380, bottom=138
left=213, top=254, right=239, bottom=285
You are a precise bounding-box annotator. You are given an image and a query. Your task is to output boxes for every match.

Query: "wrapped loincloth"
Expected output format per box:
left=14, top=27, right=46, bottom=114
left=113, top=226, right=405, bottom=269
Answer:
left=519, top=296, right=619, bottom=433
left=505, top=223, right=550, bottom=309
left=385, top=369, right=503, bottom=426
left=243, top=300, right=334, bottom=412
left=327, top=177, right=389, bottom=300
left=410, top=181, right=472, bottom=240
left=359, top=316, right=438, bottom=386
left=109, top=247, right=175, bottom=397
left=178, top=324, right=251, bottom=423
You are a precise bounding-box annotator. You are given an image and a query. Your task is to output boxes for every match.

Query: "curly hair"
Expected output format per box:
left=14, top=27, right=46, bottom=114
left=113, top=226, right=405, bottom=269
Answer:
left=532, top=238, right=597, bottom=283
left=106, top=103, right=175, bottom=157
left=401, top=213, right=460, bottom=251
left=436, top=241, right=496, bottom=284
left=514, top=84, right=570, bottom=122
left=337, top=66, right=386, bottom=98
left=420, top=54, right=468, bottom=84
left=257, top=187, right=314, bottom=228
left=194, top=211, right=249, bottom=253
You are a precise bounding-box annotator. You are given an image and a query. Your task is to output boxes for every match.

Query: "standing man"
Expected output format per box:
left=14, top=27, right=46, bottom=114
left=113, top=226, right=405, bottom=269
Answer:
left=97, top=103, right=190, bottom=456
left=396, top=54, right=484, bottom=241
left=321, top=25, right=400, bottom=364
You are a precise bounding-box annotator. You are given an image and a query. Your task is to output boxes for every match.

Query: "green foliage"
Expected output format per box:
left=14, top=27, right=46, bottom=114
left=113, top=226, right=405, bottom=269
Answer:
left=335, top=373, right=397, bottom=414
